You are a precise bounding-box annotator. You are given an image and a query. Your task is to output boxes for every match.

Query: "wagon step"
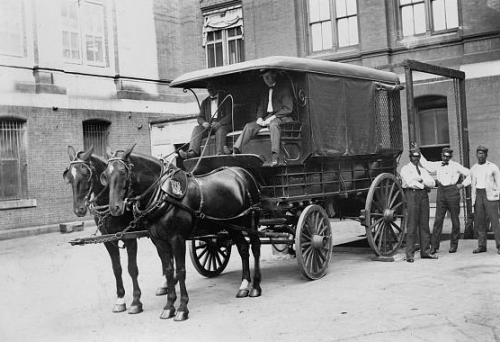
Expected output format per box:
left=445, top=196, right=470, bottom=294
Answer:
left=259, top=218, right=288, bottom=226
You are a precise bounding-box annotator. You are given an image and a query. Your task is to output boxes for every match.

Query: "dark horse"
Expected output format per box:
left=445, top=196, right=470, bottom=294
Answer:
left=101, top=145, right=262, bottom=321
left=63, top=146, right=167, bottom=314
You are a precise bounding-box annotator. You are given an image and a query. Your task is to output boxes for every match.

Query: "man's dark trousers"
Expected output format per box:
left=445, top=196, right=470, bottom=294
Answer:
left=405, top=189, right=432, bottom=259
left=474, top=188, right=500, bottom=250
left=431, top=184, right=461, bottom=251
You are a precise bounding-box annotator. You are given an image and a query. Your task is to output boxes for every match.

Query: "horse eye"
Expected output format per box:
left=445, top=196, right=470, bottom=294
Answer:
left=100, top=173, right=109, bottom=186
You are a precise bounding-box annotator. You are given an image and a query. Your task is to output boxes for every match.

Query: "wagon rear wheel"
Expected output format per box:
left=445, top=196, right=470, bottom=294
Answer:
left=295, top=204, right=333, bottom=280
left=189, top=238, right=232, bottom=278
left=365, top=173, right=406, bottom=257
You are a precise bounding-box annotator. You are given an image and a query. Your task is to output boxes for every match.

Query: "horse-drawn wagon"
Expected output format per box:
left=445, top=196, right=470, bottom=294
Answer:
left=170, top=56, right=407, bottom=280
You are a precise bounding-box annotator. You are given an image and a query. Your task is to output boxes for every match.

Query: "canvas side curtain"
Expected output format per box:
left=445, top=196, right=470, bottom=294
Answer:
left=202, top=7, right=243, bottom=46
left=308, top=74, right=377, bottom=156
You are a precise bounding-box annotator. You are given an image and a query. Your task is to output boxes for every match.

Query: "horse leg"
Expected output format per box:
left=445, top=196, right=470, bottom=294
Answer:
left=172, top=236, right=189, bottom=321
left=151, top=239, right=168, bottom=296
left=125, top=239, right=143, bottom=314
left=232, top=231, right=251, bottom=298
left=248, top=233, right=262, bottom=298
left=104, top=242, right=127, bottom=313
left=154, top=238, right=177, bottom=319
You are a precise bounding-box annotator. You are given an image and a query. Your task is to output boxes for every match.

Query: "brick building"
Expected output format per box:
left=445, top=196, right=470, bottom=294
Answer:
left=1, top=0, right=499, bottom=235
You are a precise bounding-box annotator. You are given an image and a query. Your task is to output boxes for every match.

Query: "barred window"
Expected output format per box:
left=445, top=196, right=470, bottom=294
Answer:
left=0, top=119, right=27, bottom=201
left=83, top=120, right=109, bottom=157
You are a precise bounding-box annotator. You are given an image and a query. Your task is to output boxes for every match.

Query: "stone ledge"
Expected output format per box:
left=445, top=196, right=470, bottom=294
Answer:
left=0, top=219, right=96, bottom=241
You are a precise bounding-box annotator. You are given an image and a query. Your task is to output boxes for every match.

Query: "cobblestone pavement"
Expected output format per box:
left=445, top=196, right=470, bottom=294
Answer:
left=1, top=219, right=499, bottom=342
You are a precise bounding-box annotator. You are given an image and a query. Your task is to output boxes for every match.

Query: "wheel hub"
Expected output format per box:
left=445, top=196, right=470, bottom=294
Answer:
left=312, top=234, right=328, bottom=249
left=383, top=209, right=395, bottom=222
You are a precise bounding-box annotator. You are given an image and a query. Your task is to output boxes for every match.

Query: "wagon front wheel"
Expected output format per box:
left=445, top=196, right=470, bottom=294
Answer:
left=189, top=238, right=232, bottom=278
left=365, top=173, right=406, bottom=257
left=295, top=204, right=333, bottom=280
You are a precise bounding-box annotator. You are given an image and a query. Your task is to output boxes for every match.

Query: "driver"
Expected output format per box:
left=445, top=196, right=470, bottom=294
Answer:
left=224, top=69, right=294, bottom=166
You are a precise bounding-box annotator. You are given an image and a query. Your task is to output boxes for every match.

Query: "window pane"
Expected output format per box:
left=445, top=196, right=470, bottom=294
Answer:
left=207, top=44, right=215, bottom=68
left=311, top=23, right=323, bottom=51
left=322, top=21, right=333, bottom=49
left=337, top=18, right=349, bottom=47
left=414, top=3, right=426, bottom=34
left=214, top=30, right=222, bottom=40
left=419, top=111, right=436, bottom=145
left=346, top=0, right=357, bottom=16
left=436, top=110, right=449, bottom=144
left=348, top=16, right=359, bottom=45
left=401, top=6, right=415, bottom=36
left=215, top=42, right=223, bottom=67
left=336, top=0, right=347, bottom=17
left=82, top=2, right=104, bottom=64
left=309, top=0, right=320, bottom=21
left=432, top=0, right=446, bottom=31
left=318, top=0, right=330, bottom=21
left=445, top=0, right=458, bottom=28
left=0, top=0, right=23, bottom=56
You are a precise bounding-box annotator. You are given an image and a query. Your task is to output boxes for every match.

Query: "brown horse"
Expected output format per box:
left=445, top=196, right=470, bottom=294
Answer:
left=101, top=145, right=262, bottom=321
left=63, top=146, right=167, bottom=314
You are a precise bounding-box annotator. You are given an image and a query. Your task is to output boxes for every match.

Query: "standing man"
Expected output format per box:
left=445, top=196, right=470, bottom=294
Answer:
left=224, top=69, right=294, bottom=166
left=420, top=147, right=470, bottom=253
left=179, top=82, right=232, bottom=159
left=462, top=146, right=500, bottom=254
left=400, top=148, right=439, bottom=262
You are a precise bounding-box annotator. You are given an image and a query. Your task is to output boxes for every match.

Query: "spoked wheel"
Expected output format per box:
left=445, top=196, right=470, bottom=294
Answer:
left=295, top=204, right=333, bottom=280
left=189, top=238, right=232, bottom=278
left=365, top=173, right=407, bottom=257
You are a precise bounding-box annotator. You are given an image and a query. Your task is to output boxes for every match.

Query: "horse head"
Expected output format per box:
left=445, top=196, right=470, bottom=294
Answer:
left=64, top=145, right=107, bottom=217
left=102, top=144, right=164, bottom=217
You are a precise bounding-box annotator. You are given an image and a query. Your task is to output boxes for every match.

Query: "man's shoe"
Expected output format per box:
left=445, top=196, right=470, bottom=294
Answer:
left=271, top=153, right=279, bottom=166
left=449, top=247, right=457, bottom=253
left=473, top=247, right=487, bottom=254
left=421, top=254, right=438, bottom=259
left=406, top=258, right=414, bottom=263
left=223, top=146, right=240, bottom=155
left=430, top=247, right=438, bottom=254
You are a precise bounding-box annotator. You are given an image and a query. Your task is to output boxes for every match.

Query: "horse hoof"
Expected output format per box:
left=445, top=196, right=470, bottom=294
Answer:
left=249, top=288, right=261, bottom=298
left=160, top=307, right=175, bottom=319
left=112, top=304, right=126, bottom=313
left=174, top=310, right=189, bottom=321
left=156, top=287, right=168, bottom=296
left=236, top=289, right=249, bottom=298
left=128, top=304, right=143, bottom=314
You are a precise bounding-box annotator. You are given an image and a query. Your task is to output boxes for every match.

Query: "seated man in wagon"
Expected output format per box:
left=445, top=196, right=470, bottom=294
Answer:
left=223, top=69, right=294, bottom=166
left=179, top=82, right=232, bottom=159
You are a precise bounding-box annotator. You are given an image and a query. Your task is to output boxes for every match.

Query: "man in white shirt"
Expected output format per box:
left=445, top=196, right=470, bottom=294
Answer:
left=420, top=147, right=470, bottom=253
left=400, top=148, right=438, bottom=262
left=462, top=146, right=500, bottom=254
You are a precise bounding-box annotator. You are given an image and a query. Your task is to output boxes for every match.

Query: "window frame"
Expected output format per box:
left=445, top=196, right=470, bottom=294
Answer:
left=205, top=26, right=244, bottom=68
left=397, top=0, right=461, bottom=38
left=0, top=118, right=28, bottom=201
left=306, top=0, right=360, bottom=54
left=61, top=0, right=107, bottom=67
left=83, top=119, right=110, bottom=157
left=0, top=0, right=26, bottom=58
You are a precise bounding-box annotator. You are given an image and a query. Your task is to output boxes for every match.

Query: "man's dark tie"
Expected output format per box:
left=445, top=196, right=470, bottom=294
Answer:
left=211, top=96, right=218, bottom=100
left=416, top=164, right=421, bottom=175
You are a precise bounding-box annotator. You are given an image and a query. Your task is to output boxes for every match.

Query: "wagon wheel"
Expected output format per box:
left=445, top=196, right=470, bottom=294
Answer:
left=295, top=204, right=333, bottom=280
left=189, top=238, right=232, bottom=278
left=365, top=173, right=407, bottom=257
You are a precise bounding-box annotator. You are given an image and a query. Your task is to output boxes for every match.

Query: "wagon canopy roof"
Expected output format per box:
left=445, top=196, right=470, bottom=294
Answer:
left=169, top=56, right=399, bottom=89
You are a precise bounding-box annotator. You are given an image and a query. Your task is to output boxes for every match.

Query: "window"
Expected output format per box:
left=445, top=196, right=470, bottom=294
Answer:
left=83, top=120, right=109, bottom=157
left=61, top=0, right=106, bottom=66
left=0, top=0, right=25, bottom=57
left=399, top=0, right=459, bottom=37
left=308, top=0, right=358, bottom=52
left=203, top=7, right=244, bottom=68
left=0, top=119, right=27, bottom=201
left=416, top=96, right=449, bottom=160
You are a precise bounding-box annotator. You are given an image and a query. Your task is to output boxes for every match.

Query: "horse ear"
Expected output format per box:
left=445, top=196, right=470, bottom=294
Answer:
left=80, top=145, right=94, bottom=161
left=106, top=146, right=113, bottom=159
left=123, top=144, right=136, bottom=159
left=68, top=146, right=77, bottom=161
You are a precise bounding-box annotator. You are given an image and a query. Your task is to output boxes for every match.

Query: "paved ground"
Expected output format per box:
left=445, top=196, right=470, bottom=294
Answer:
left=1, top=219, right=499, bottom=342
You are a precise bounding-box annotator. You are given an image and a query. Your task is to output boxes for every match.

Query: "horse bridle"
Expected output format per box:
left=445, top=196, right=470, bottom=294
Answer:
left=67, top=158, right=94, bottom=204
